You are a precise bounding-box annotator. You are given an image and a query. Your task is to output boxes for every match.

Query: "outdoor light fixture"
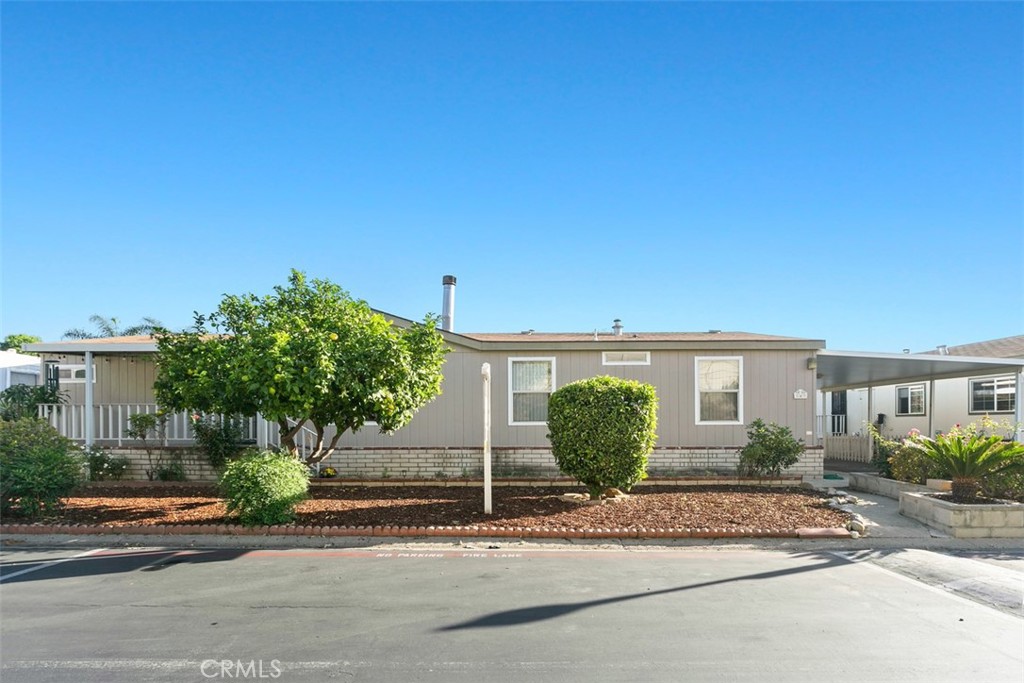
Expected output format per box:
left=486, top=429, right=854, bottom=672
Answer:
left=807, top=358, right=817, bottom=370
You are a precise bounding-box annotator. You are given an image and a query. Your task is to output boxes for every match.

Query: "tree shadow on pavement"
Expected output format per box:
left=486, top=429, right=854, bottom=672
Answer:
left=438, top=551, right=849, bottom=630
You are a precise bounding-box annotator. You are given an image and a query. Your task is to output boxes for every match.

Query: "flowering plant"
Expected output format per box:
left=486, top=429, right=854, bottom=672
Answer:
left=319, top=466, right=338, bottom=478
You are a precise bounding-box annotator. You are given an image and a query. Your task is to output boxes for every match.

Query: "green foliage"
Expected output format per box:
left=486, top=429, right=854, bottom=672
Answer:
left=981, top=459, right=1024, bottom=503
left=909, top=427, right=1024, bottom=502
left=738, top=418, right=804, bottom=476
left=126, top=413, right=168, bottom=481
left=1, top=334, right=41, bottom=353
left=887, top=444, right=941, bottom=485
left=0, top=418, right=83, bottom=517
left=155, top=270, right=449, bottom=463
left=85, top=447, right=130, bottom=481
left=190, top=414, right=246, bottom=468
left=0, top=384, right=66, bottom=421
left=155, top=457, right=186, bottom=482
left=62, top=315, right=162, bottom=340
left=866, top=423, right=901, bottom=478
left=547, top=376, right=658, bottom=499
left=219, top=450, right=310, bottom=526
left=126, top=413, right=163, bottom=442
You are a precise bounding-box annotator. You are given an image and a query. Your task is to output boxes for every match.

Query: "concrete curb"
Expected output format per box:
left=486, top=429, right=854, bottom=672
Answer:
left=0, top=522, right=850, bottom=540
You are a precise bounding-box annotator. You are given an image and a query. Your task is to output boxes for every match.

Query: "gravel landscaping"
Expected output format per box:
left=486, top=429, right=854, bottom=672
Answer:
left=20, top=484, right=850, bottom=531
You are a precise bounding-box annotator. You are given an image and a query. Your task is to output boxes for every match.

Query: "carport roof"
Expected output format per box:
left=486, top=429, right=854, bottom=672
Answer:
left=816, top=349, right=1024, bottom=392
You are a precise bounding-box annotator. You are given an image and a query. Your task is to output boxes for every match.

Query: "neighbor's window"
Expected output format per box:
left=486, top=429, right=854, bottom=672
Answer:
left=695, top=356, right=743, bottom=424
left=969, top=376, right=1016, bottom=414
left=602, top=351, right=651, bottom=366
left=509, top=357, right=555, bottom=425
left=896, top=384, right=926, bottom=416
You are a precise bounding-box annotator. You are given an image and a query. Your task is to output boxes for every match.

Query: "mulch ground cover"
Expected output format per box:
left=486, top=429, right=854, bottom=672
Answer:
left=26, top=484, right=850, bottom=531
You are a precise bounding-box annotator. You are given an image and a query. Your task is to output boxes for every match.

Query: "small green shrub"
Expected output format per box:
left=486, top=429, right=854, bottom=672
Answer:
left=85, top=447, right=130, bottom=481
left=866, top=424, right=902, bottom=478
left=156, top=457, right=186, bottom=482
left=888, top=443, right=941, bottom=485
left=219, top=450, right=310, bottom=526
left=0, top=418, right=83, bottom=517
left=190, top=414, right=246, bottom=468
left=547, top=376, right=658, bottom=499
left=982, top=459, right=1024, bottom=502
left=738, top=419, right=804, bottom=476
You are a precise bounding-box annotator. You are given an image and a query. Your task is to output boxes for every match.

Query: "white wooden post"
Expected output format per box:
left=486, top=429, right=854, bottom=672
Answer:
left=482, top=362, right=492, bottom=515
left=927, top=379, right=936, bottom=438
left=1015, top=370, right=1023, bottom=443
left=84, top=351, right=94, bottom=447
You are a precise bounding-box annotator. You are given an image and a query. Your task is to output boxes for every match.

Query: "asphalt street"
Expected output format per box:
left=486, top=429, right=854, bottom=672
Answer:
left=1, top=543, right=1021, bottom=682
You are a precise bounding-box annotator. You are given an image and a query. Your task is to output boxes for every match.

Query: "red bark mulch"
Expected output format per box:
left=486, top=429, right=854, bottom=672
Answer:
left=29, top=484, right=850, bottom=531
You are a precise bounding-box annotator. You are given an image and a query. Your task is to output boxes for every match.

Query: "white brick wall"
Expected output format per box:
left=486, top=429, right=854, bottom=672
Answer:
left=99, top=445, right=824, bottom=482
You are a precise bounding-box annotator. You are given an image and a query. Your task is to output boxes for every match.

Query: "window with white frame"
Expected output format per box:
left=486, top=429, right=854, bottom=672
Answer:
left=969, top=376, right=1016, bottom=414
left=509, top=357, right=555, bottom=425
left=896, top=384, right=926, bottom=416
left=602, top=351, right=651, bottom=366
left=695, top=356, right=742, bottom=424
left=51, top=363, right=96, bottom=384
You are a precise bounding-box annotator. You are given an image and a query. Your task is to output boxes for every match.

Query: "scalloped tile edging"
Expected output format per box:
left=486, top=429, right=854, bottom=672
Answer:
left=0, top=522, right=848, bottom=540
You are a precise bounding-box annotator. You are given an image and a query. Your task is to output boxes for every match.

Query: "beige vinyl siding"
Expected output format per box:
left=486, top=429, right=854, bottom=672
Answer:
left=43, top=355, right=158, bottom=405
left=338, top=347, right=817, bottom=449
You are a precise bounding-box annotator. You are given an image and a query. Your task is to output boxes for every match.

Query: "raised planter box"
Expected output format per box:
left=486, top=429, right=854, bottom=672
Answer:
left=308, top=476, right=804, bottom=488
left=899, top=492, right=1024, bottom=539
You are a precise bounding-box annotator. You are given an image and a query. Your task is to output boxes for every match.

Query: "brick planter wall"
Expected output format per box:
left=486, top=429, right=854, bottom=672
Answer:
left=899, top=492, right=1024, bottom=539
left=95, top=445, right=824, bottom=482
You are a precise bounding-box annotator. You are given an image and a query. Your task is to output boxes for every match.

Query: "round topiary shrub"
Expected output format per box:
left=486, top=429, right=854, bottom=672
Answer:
left=0, top=418, right=84, bottom=517
left=219, top=449, right=310, bottom=526
left=547, top=376, right=658, bottom=500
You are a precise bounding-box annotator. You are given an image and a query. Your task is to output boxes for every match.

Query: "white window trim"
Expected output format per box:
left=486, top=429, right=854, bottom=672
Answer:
left=969, top=375, right=1016, bottom=414
left=508, top=356, right=556, bottom=426
left=895, top=383, right=926, bottom=416
left=54, top=363, right=97, bottom=384
left=694, top=356, right=744, bottom=425
left=601, top=351, right=651, bottom=366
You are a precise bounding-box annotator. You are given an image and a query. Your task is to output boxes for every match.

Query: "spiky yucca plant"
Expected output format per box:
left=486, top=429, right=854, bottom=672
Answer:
left=909, top=432, right=1024, bottom=503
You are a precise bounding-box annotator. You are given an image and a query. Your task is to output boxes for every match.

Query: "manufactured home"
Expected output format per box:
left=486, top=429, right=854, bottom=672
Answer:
left=23, top=279, right=1024, bottom=480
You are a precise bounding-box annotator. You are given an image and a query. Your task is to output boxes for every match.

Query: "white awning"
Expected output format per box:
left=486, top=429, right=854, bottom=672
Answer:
left=816, top=350, right=1024, bottom=392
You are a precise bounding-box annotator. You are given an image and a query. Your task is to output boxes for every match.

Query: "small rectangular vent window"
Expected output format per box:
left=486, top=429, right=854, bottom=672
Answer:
left=602, top=351, right=651, bottom=366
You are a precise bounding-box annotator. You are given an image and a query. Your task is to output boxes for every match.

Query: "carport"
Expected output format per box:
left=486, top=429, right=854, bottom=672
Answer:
left=815, top=350, right=1024, bottom=443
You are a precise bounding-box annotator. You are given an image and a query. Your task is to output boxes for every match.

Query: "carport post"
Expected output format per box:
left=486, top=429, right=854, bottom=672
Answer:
left=84, top=351, right=94, bottom=447
left=928, top=379, right=935, bottom=438
left=866, top=385, right=874, bottom=453
left=1016, top=370, right=1023, bottom=443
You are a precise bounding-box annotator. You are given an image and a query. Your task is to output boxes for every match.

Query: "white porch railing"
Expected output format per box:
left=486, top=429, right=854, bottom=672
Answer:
left=36, top=404, right=317, bottom=457
left=816, top=414, right=848, bottom=437
left=824, top=435, right=872, bottom=463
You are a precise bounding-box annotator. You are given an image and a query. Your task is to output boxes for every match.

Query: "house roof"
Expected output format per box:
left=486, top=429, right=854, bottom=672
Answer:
left=459, top=331, right=809, bottom=343
left=25, top=329, right=826, bottom=354
left=920, top=335, right=1024, bottom=359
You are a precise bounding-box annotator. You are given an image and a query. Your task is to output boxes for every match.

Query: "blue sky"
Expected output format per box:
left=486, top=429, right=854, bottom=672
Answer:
left=2, top=2, right=1021, bottom=352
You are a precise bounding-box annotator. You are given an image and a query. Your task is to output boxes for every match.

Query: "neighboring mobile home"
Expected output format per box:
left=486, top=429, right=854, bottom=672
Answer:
left=823, top=335, right=1023, bottom=439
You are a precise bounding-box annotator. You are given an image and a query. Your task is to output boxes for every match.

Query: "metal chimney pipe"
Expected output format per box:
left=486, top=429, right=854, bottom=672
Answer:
left=441, top=275, right=457, bottom=332
left=612, top=319, right=623, bottom=336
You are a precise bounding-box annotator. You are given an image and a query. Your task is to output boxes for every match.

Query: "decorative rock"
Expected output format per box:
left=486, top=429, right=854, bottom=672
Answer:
left=847, top=519, right=867, bottom=534
left=603, top=488, right=627, bottom=499
left=559, top=493, right=589, bottom=503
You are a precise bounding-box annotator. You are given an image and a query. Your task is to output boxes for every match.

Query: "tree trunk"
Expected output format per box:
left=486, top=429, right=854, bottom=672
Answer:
left=950, top=477, right=978, bottom=503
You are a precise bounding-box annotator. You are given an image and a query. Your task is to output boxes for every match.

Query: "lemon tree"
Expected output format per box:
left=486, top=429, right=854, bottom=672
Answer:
left=155, top=270, right=448, bottom=463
